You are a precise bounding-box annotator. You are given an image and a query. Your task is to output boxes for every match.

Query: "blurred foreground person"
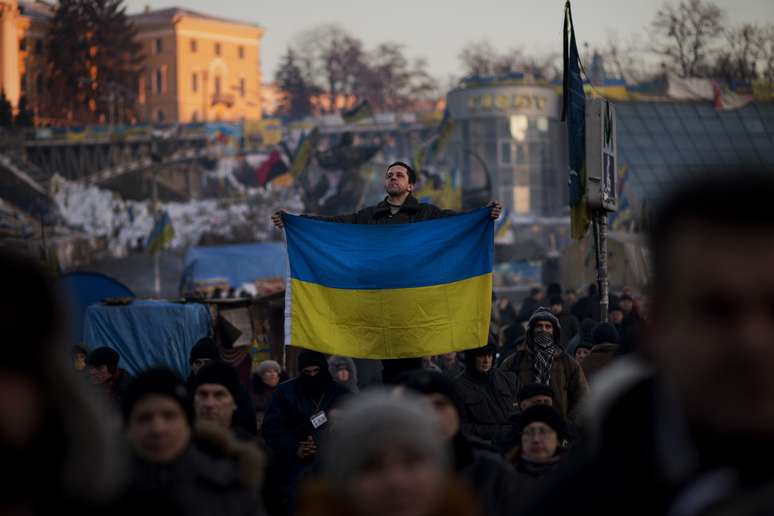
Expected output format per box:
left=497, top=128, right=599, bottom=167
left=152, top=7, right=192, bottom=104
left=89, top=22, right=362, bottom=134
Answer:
left=399, top=370, right=519, bottom=516
left=124, top=368, right=264, bottom=516
left=506, top=405, right=567, bottom=515
left=0, top=250, right=127, bottom=514
left=298, top=389, right=481, bottom=516
left=526, top=171, right=774, bottom=516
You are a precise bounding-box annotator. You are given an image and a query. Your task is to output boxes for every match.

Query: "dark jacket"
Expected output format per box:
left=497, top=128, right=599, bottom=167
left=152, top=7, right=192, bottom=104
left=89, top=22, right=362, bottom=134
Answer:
left=309, top=193, right=455, bottom=225
left=106, top=367, right=132, bottom=406
left=499, top=349, right=589, bottom=422
left=127, top=422, right=264, bottom=516
left=507, top=451, right=563, bottom=516
left=556, top=312, right=580, bottom=350
left=582, top=342, right=619, bottom=381
left=454, top=369, right=520, bottom=451
left=453, top=433, right=520, bottom=516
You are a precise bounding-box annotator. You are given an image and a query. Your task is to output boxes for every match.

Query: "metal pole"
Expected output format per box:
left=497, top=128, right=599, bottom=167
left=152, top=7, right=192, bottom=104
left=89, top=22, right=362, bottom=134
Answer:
left=152, top=167, right=160, bottom=296
left=595, top=210, right=610, bottom=322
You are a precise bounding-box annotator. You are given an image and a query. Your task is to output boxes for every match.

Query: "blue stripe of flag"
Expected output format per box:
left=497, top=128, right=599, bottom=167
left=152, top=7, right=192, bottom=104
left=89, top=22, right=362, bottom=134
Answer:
left=284, top=208, right=493, bottom=290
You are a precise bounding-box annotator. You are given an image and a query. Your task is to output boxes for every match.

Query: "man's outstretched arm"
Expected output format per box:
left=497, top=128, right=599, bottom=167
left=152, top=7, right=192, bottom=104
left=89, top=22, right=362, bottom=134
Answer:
left=271, top=210, right=358, bottom=229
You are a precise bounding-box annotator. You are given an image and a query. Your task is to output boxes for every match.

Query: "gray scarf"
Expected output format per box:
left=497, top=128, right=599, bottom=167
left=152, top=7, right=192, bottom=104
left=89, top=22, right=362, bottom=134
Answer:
left=531, top=331, right=559, bottom=385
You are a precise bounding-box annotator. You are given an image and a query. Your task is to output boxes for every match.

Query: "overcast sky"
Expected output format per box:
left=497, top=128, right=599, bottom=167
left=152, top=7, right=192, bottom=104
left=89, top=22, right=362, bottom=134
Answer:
left=123, top=0, right=774, bottom=82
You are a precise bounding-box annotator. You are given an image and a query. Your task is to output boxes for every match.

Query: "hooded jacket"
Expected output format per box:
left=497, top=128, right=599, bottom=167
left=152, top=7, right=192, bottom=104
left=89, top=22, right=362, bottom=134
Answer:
left=499, top=310, right=589, bottom=422
left=327, top=356, right=359, bottom=393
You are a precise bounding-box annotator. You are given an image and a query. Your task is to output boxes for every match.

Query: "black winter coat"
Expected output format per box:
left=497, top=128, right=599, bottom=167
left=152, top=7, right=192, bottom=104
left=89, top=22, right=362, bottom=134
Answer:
left=454, top=369, right=520, bottom=451
left=308, top=194, right=455, bottom=225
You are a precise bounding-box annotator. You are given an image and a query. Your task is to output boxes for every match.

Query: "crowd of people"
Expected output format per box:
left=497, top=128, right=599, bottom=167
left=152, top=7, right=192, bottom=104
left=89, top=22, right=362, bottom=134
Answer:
left=4, top=169, right=774, bottom=516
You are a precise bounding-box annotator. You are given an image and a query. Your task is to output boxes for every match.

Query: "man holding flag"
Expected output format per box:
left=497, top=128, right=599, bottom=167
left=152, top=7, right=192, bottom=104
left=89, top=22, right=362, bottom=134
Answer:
left=272, top=161, right=502, bottom=382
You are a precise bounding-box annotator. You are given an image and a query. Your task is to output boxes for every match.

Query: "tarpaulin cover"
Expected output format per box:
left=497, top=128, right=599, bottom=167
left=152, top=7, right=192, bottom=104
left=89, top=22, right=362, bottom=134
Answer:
left=58, top=271, right=135, bottom=344
left=180, top=242, right=288, bottom=291
left=82, top=300, right=211, bottom=377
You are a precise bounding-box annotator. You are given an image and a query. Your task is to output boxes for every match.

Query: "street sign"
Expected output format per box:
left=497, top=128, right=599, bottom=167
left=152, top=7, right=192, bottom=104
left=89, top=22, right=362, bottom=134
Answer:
left=586, top=97, right=617, bottom=212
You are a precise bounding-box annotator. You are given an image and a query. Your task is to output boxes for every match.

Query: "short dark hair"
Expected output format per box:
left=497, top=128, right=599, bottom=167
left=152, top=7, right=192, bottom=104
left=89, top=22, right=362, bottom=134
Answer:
left=386, top=161, right=416, bottom=184
left=650, top=167, right=774, bottom=298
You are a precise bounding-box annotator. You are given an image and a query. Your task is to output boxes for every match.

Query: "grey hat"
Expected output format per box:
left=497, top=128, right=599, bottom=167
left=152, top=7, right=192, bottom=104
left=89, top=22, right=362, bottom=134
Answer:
left=322, top=390, right=448, bottom=487
left=256, top=360, right=281, bottom=377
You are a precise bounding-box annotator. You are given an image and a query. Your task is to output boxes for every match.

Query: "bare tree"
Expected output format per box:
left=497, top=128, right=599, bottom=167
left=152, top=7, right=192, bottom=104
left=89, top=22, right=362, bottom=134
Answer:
left=651, top=0, right=725, bottom=77
left=458, top=40, right=557, bottom=80
left=754, top=23, right=774, bottom=89
left=603, top=32, right=660, bottom=83
left=712, top=23, right=760, bottom=82
left=458, top=40, right=500, bottom=77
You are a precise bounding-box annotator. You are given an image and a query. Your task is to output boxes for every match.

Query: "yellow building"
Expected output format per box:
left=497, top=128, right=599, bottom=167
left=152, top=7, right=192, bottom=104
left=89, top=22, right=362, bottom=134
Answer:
left=0, top=0, right=264, bottom=123
left=131, top=7, right=264, bottom=123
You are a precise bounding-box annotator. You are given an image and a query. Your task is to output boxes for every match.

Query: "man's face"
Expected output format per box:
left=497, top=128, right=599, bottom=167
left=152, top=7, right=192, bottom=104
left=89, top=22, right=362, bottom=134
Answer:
left=620, top=299, right=633, bottom=314
left=519, top=394, right=553, bottom=411
left=550, top=303, right=562, bottom=316
left=564, top=292, right=577, bottom=306
left=127, top=395, right=191, bottom=463
left=521, top=422, right=559, bottom=463
left=88, top=364, right=112, bottom=385
left=191, top=358, right=212, bottom=375
left=474, top=353, right=493, bottom=373
left=384, top=165, right=413, bottom=197
left=610, top=309, right=624, bottom=324
left=534, top=291, right=545, bottom=301
left=73, top=353, right=87, bottom=371
left=575, top=347, right=591, bottom=363
left=534, top=320, right=554, bottom=335
left=194, top=384, right=236, bottom=429
left=649, top=225, right=774, bottom=438
left=425, top=392, right=460, bottom=440
left=302, top=365, right=321, bottom=377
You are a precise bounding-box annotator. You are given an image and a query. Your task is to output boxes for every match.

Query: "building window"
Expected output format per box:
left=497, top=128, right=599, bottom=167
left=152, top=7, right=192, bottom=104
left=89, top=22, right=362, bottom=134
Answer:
left=154, top=69, right=162, bottom=94
left=155, top=38, right=163, bottom=54
left=34, top=39, right=43, bottom=55
left=238, top=45, right=244, bottom=59
left=214, top=76, right=221, bottom=95
left=19, top=38, right=26, bottom=51
left=239, top=78, right=245, bottom=97
left=157, top=109, right=165, bottom=122
left=35, top=74, right=43, bottom=95
left=192, top=73, right=198, bottom=92
left=214, top=42, right=221, bottom=56
left=190, top=39, right=197, bottom=52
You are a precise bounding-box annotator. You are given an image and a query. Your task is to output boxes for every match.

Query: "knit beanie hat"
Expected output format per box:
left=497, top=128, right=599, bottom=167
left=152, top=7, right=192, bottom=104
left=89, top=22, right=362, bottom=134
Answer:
left=322, top=390, right=447, bottom=487
left=122, top=367, right=193, bottom=426
left=189, top=337, right=219, bottom=364
left=298, top=350, right=328, bottom=371
left=256, top=360, right=281, bottom=377
left=191, top=361, right=241, bottom=400
left=592, top=322, right=620, bottom=345
left=575, top=340, right=593, bottom=352
left=549, top=296, right=563, bottom=307
left=519, top=404, right=566, bottom=439
left=517, top=383, right=555, bottom=403
left=397, top=369, right=464, bottom=416
left=88, top=347, right=120, bottom=374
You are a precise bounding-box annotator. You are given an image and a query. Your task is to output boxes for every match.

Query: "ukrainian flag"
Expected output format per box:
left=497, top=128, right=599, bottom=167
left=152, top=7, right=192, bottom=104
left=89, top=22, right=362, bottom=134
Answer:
left=146, top=211, right=174, bottom=255
left=283, top=208, right=494, bottom=359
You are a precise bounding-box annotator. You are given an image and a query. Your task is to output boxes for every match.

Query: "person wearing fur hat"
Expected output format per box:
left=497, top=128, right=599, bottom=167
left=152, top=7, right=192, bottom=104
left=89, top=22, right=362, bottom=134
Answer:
left=191, top=361, right=257, bottom=440
left=251, top=360, right=287, bottom=429
left=453, top=338, right=520, bottom=452
left=262, top=350, right=351, bottom=514
left=499, top=307, right=589, bottom=422
left=399, top=370, right=520, bottom=516
left=297, top=390, right=481, bottom=516
left=327, top=355, right=359, bottom=393
left=581, top=322, right=620, bottom=382
left=123, top=367, right=265, bottom=516
left=505, top=405, right=567, bottom=514
left=87, top=346, right=133, bottom=407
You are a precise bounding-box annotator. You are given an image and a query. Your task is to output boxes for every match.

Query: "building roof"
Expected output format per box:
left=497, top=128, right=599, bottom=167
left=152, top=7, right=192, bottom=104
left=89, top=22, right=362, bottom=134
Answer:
left=616, top=101, right=774, bottom=206
left=18, top=0, right=54, bottom=21
left=129, top=6, right=260, bottom=29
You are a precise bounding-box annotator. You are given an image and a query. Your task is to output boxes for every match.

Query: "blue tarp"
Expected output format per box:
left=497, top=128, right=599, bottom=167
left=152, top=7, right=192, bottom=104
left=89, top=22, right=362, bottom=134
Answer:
left=58, top=272, right=135, bottom=344
left=82, top=300, right=211, bottom=377
left=180, top=242, right=288, bottom=292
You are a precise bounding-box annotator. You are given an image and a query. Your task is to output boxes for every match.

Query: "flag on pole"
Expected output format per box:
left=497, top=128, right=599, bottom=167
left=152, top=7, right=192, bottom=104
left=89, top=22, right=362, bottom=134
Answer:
left=283, top=208, right=494, bottom=359
left=256, top=149, right=290, bottom=186
left=342, top=100, right=374, bottom=124
left=146, top=211, right=174, bottom=255
left=562, top=0, right=591, bottom=240
left=288, top=127, right=319, bottom=178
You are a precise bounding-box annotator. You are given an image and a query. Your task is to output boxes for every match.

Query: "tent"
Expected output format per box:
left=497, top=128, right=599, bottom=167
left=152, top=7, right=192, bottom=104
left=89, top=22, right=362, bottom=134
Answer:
left=82, top=300, right=211, bottom=377
left=57, top=271, right=135, bottom=344
left=180, top=242, right=287, bottom=296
